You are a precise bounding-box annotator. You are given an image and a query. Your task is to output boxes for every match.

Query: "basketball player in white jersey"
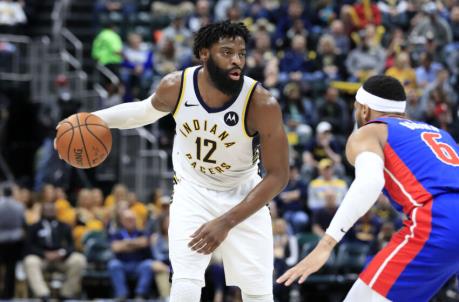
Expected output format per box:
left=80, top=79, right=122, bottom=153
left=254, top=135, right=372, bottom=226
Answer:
left=56, top=22, right=289, bottom=302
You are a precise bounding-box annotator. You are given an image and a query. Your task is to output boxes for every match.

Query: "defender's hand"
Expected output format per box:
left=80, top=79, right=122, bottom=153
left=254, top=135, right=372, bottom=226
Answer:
left=276, top=241, right=333, bottom=286
left=188, top=217, right=231, bottom=255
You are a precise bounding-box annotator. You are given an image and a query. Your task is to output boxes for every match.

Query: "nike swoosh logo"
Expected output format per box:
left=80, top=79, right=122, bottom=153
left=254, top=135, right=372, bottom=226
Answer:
left=340, top=228, right=346, bottom=233
left=185, top=101, right=199, bottom=107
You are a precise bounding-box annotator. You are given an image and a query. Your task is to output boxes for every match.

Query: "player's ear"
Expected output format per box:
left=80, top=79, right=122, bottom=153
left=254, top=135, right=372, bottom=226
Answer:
left=362, top=104, right=371, bottom=123
left=199, top=48, right=210, bottom=62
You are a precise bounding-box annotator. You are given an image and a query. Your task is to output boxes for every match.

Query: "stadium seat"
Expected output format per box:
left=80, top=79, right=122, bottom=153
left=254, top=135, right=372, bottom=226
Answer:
left=334, top=242, right=370, bottom=274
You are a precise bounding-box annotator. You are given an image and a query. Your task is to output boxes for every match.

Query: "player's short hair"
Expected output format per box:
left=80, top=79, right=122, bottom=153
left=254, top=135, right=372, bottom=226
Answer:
left=363, top=75, right=406, bottom=101
left=193, top=21, right=250, bottom=59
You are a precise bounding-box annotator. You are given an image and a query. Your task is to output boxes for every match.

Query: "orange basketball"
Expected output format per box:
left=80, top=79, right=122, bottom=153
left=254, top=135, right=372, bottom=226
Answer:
left=55, top=112, right=112, bottom=169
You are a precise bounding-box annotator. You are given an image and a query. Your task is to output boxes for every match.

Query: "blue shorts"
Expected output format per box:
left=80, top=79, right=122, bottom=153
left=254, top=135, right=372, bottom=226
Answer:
left=360, top=195, right=459, bottom=301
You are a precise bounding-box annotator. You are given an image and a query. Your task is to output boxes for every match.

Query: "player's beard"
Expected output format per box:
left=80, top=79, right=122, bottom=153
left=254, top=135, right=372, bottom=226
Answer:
left=206, top=54, right=244, bottom=96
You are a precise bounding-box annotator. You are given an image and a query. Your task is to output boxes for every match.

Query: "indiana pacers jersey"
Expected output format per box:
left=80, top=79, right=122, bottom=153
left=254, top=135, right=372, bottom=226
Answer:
left=171, top=65, right=260, bottom=191
left=359, top=116, right=459, bottom=301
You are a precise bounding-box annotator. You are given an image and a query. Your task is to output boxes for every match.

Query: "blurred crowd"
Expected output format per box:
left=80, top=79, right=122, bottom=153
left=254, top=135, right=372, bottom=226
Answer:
left=0, top=182, right=175, bottom=300
left=2, top=0, right=459, bottom=300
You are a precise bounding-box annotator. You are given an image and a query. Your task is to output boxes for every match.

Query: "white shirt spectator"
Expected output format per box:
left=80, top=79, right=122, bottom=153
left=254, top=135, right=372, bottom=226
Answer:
left=0, top=1, right=26, bottom=26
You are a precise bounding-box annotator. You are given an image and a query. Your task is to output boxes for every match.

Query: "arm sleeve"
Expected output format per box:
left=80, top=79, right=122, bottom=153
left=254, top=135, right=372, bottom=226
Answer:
left=92, top=97, right=169, bottom=129
left=325, top=152, right=385, bottom=242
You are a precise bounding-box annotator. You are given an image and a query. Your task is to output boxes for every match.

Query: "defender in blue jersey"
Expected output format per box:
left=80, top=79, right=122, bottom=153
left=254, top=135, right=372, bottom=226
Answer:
left=278, top=75, right=459, bottom=301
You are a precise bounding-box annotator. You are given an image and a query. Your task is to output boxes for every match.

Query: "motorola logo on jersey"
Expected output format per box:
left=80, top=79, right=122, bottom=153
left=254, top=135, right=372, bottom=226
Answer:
left=224, top=111, right=239, bottom=126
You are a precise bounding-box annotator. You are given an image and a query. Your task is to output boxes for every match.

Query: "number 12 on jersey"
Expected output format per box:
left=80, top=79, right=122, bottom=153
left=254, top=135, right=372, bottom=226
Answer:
left=195, top=137, right=217, bottom=164
left=421, top=132, right=459, bottom=166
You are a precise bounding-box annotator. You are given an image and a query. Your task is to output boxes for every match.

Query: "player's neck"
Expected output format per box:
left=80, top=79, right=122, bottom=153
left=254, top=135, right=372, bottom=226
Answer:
left=372, top=112, right=406, bottom=120
left=199, top=67, right=237, bottom=106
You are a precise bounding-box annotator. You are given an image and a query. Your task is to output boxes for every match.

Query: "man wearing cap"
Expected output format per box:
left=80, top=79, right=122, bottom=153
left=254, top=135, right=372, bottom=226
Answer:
left=278, top=75, right=459, bottom=301
left=308, top=159, right=347, bottom=213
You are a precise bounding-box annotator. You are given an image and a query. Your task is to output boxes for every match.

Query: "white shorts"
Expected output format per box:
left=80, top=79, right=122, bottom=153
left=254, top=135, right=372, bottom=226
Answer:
left=168, top=175, right=273, bottom=295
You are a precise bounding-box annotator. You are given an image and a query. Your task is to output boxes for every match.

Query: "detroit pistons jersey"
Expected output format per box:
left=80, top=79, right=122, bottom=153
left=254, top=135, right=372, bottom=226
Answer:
left=359, top=116, right=459, bottom=301
left=368, top=116, right=459, bottom=214
left=171, top=65, right=260, bottom=191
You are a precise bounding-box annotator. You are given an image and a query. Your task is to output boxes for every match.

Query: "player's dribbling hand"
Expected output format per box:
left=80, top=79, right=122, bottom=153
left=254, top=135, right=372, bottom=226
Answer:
left=276, top=239, right=333, bottom=286
left=188, top=217, right=231, bottom=255
left=54, top=121, right=64, bottom=158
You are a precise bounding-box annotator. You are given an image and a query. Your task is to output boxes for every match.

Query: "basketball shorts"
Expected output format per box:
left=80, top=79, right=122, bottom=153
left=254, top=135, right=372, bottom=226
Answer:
left=168, top=174, right=273, bottom=295
left=359, top=195, right=459, bottom=301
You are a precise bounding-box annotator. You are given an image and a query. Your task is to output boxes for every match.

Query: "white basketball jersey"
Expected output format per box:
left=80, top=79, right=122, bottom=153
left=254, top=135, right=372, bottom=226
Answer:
left=172, top=65, right=260, bottom=191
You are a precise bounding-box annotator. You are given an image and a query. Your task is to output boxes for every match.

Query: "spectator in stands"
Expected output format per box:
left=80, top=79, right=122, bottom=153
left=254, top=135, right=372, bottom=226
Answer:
left=423, top=81, right=457, bottom=136
left=273, top=0, right=311, bottom=49
left=150, top=213, right=171, bottom=301
left=120, top=32, right=154, bottom=102
left=378, top=0, right=409, bottom=29
left=405, top=88, right=425, bottom=121
left=38, top=183, right=56, bottom=204
left=0, top=183, right=24, bottom=299
left=273, top=218, right=298, bottom=302
left=151, top=0, right=194, bottom=19
left=316, top=86, right=349, bottom=136
left=282, top=81, right=314, bottom=150
left=410, top=2, right=452, bottom=49
left=304, top=121, right=344, bottom=166
left=384, top=28, right=407, bottom=69
left=226, top=3, right=242, bottom=22
left=37, top=184, right=75, bottom=227
left=275, top=165, right=309, bottom=234
left=385, top=51, right=417, bottom=91
left=421, top=66, right=458, bottom=110
left=107, top=199, right=130, bottom=236
left=73, top=189, right=104, bottom=251
left=127, top=191, right=148, bottom=229
left=415, top=51, right=443, bottom=89
left=187, top=0, right=213, bottom=33
left=308, top=158, right=347, bottom=212
left=372, top=194, right=403, bottom=229
left=94, top=0, right=137, bottom=23
left=279, top=35, right=315, bottom=83
left=108, top=209, right=153, bottom=300
left=17, top=186, right=40, bottom=225
left=105, top=183, right=129, bottom=208
left=328, top=19, right=351, bottom=54
left=24, top=202, right=86, bottom=300
left=0, top=0, right=27, bottom=29
left=345, top=28, right=386, bottom=81
left=154, top=37, right=181, bottom=77
left=311, top=190, right=338, bottom=237
left=299, top=150, right=316, bottom=184
left=366, top=221, right=395, bottom=265
left=314, top=34, right=347, bottom=81
left=160, top=14, right=193, bottom=68
left=263, top=58, right=281, bottom=99
left=246, top=29, right=276, bottom=82
left=450, top=5, right=459, bottom=42
left=92, top=23, right=123, bottom=77
left=352, top=0, right=382, bottom=30
left=346, top=211, right=381, bottom=245
left=90, top=188, right=107, bottom=223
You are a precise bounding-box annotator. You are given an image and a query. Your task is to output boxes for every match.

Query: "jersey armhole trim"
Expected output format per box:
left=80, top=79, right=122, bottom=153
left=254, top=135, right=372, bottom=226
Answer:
left=172, top=68, right=187, bottom=118
left=242, top=81, right=259, bottom=138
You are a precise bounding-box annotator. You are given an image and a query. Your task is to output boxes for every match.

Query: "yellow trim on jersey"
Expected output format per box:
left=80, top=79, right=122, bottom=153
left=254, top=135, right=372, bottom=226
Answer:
left=172, top=68, right=188, bottom=118
left=242, top=81, right=258, bottom=138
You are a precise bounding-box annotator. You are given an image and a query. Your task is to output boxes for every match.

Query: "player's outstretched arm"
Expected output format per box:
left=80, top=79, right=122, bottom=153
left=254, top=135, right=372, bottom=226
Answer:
left=277, top=123, right=387, bottom=286
left=91, top=71, right=183, bottom=129
left=188, top=86, right=290, bottom=254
